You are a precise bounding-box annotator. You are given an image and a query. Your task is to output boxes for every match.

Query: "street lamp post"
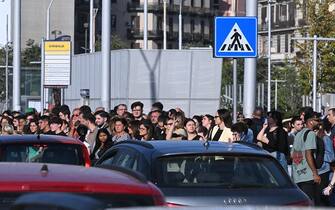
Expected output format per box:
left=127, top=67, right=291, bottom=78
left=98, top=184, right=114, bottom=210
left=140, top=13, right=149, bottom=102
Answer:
left=46, top=0, right=55, bottom=40
left=178, top=0, right=183, bottom=50
left=143, top=0, right=148, bottom=49
left=5, top=14, right=9, bottom=110
left=163, top=0, right=167, bottom=50
left=267, top=0, right=275, bottom=112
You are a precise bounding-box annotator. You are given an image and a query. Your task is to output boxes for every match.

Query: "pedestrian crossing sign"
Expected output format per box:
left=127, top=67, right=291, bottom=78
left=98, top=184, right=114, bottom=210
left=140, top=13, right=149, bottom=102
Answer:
left=214, top=17, right=257, bottom=58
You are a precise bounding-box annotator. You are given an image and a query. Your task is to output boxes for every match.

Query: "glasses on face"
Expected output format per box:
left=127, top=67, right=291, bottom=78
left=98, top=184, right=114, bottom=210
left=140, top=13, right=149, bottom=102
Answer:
left=167, top=123, right=173, bottom=126
left=232, top=133, right=238, bottom=136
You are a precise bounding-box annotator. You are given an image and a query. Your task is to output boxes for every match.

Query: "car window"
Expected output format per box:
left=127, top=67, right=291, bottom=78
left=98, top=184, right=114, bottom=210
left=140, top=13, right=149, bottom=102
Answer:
left=155, top=155, right=293, bottom=189
left=100, top=148, right=138, bottom=171
left=0, top=144, right=85, bottom=166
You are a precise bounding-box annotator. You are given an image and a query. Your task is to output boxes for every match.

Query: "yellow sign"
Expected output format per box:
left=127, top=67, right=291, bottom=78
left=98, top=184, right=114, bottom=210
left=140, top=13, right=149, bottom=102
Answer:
left=45, top=41, right=70, bottom=52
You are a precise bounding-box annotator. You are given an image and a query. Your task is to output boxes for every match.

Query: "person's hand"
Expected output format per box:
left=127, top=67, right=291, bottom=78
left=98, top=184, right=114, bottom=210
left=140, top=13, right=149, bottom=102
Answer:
left=262, top=123, right=268, bottom=129
left=323, top=186, right=332, bottom=196
left=313, top=174, right=321, bottom=184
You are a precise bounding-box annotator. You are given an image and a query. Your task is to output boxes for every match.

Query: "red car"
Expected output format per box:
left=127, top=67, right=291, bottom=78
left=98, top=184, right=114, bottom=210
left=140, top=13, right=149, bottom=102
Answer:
left=0, top=135, right=90, bottom=167
left=0, top=162, right=165, bottom=208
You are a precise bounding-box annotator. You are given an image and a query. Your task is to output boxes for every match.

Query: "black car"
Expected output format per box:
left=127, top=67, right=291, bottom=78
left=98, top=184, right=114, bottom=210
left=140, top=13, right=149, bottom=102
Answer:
left=95, top=140, right=311, bottom=206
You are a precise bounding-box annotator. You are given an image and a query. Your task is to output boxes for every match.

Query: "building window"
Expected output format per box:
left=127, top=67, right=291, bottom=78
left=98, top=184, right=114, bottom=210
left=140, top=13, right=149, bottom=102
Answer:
left=191, top=20, right=195, bottom=33
left=111, top=15, right=116, bottom=28
left=169, top=17, right=173, bottom=32
left=290, top=34, right=295, bottom=53
left=277, top=35, right=281, bottom=53
left=285, top=34, right=288, bottom=53
left=201, top=20, right=204, bottom=35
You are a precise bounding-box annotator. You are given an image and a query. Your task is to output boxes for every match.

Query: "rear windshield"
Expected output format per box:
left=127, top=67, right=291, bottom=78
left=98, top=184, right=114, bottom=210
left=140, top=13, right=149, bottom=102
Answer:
left=155, top=155, right=293, bottom=189
left=0, top=193, right=155, bottom=210
left=0, top=143, right=85, bottom=166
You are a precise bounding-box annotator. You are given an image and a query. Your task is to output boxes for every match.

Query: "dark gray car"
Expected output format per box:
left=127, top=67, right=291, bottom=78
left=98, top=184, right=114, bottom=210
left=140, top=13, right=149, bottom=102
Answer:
left=95, top=140, right=311, bottom=206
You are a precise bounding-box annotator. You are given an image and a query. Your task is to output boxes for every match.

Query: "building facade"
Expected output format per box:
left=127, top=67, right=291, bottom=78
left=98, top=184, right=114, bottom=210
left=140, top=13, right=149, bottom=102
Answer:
left=257, top=0, right=305, bottom=62
left=75, top=0, right=246, bottom=53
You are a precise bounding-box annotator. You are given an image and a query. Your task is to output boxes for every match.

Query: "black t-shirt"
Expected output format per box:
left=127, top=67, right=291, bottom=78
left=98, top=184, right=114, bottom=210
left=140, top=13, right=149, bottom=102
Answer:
left=262, top=127, right=289, bottom=155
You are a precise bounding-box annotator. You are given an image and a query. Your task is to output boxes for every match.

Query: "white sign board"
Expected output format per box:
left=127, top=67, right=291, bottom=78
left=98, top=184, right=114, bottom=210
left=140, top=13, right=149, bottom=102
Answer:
left=44, top=41, right=71, bottom=87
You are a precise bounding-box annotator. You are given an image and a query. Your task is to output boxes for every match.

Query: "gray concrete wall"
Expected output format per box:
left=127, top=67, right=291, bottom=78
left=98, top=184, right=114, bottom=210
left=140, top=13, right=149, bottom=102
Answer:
left=64, top=49, right=222, bottom=117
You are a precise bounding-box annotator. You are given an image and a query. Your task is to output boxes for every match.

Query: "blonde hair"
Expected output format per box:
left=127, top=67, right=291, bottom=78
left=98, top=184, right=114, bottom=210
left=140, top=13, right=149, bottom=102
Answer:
left=2, top=123, right=14, bottom=135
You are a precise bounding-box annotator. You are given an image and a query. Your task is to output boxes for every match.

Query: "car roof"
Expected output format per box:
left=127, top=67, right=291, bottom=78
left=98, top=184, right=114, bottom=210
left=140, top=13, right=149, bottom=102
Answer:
left=116, top=140, right=269, bottom=157
left=0, top=162, right=153, bottom=195
left=0, top=135, right=84, bottom=145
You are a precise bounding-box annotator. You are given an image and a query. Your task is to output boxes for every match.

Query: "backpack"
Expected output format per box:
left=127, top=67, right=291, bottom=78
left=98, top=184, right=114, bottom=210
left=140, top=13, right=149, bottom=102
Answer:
left=303, top=130, right=325, bottom=169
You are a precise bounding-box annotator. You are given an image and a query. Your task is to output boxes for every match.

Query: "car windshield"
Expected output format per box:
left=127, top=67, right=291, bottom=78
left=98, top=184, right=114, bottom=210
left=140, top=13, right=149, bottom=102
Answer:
left=0, top=143, right=85, bottom=166
left=155, top=155, right=293, bottom=189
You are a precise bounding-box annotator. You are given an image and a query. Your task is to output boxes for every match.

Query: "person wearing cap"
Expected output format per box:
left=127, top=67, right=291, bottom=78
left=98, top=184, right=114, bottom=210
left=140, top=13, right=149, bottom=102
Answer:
left=291, top=113, right=321, bottom=205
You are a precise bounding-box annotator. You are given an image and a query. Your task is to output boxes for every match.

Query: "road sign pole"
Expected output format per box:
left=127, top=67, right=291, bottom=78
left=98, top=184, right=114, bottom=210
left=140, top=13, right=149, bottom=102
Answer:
left=243, top=0, right=257, bottom=118
left=41, top=39, right=45, bottom=113
left=233, top=58, right=237, bottom=123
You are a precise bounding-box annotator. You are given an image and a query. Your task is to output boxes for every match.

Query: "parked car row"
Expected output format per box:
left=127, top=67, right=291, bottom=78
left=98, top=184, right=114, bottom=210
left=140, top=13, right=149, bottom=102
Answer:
left=0, top=134, right=312, bottom=209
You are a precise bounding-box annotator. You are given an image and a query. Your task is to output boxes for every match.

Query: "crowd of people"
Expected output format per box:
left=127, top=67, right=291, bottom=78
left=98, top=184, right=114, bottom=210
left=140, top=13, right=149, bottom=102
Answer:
left=0, top=101, right=335, bottom=206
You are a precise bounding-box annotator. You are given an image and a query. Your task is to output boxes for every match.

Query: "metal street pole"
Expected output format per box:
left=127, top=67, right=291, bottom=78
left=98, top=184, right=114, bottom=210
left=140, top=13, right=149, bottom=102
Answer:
left=233, top=59, right=237, bottom=123
left=178, top=0, right=182, bottom=50
left=267, top=0, right=272, bottom=112
left=89, top=0, right=94, bottom=52
left=232, top=0, right=238, bottom=123
left=163, top=0, right=167, bottom=50
left=41, top=39, right=45, bottom=113
left=46, top=0, right=55, bottom=40
left=5, top=14, right=9, bottom=110
left=143, top=0, right=148, bottom=49
left=45, top=0, right=55, bottom=109
left=243, top=0, right=257, bottom=118
left=312, top=35, right=317, bottom=111
left=13, top=0, right=21, bottom=111
left=275, top=79, right=278, bottom=110
left=101, top=0, right=111, bottom=110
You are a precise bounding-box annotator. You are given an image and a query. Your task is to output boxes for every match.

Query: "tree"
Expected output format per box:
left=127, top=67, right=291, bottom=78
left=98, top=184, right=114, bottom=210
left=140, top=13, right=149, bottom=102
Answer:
left=22, top=39, right=41, bottom=66
left=294, top=0, right=335, bottom=95
left=95, top=34, right=128, bottom=51
left=272, top=60, right=303, bottom=118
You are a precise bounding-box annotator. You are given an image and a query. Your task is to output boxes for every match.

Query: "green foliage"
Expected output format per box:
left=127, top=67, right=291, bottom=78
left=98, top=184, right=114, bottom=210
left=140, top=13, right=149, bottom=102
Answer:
left=294, top=0, right=335, bottom=94
left=95, top=34, right=128, bottom=51
left=272, top=61, right=303, bottom=118
left=22, top=39, right=41, bottom=66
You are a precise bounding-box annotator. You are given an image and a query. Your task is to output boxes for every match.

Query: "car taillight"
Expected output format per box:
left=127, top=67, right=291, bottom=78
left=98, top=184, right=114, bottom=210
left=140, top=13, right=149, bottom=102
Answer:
left=165, top=202, right=185, bottom=207
left=285, top=199, right=312, bottom=206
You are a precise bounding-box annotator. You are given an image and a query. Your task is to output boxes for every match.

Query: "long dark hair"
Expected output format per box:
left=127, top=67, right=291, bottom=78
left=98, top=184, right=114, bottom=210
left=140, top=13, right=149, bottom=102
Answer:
left=217, top=109, right=232, bottom=128
left=267, top=111, right=283, bottom=127
left=140, top=119, right=154, bottom=140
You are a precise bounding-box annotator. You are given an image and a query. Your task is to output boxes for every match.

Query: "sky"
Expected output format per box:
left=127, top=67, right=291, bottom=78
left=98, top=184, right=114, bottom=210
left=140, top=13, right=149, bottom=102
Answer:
left=0, top=0, right=11, bottom=46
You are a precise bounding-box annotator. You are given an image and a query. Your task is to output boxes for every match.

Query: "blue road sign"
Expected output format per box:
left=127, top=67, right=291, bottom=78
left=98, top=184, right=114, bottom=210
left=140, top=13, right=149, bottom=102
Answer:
left=214, top=17, right=257, bottom=58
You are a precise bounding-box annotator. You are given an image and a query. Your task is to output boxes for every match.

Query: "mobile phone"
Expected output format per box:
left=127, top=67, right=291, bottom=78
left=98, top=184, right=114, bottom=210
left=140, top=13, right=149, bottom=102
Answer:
left=264, top=118, right=268, bottom=124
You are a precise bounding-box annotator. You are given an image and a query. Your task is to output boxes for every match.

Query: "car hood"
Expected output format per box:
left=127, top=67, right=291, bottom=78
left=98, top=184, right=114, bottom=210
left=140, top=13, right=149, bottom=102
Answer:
left=161, top=187, right=310, bottom=206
